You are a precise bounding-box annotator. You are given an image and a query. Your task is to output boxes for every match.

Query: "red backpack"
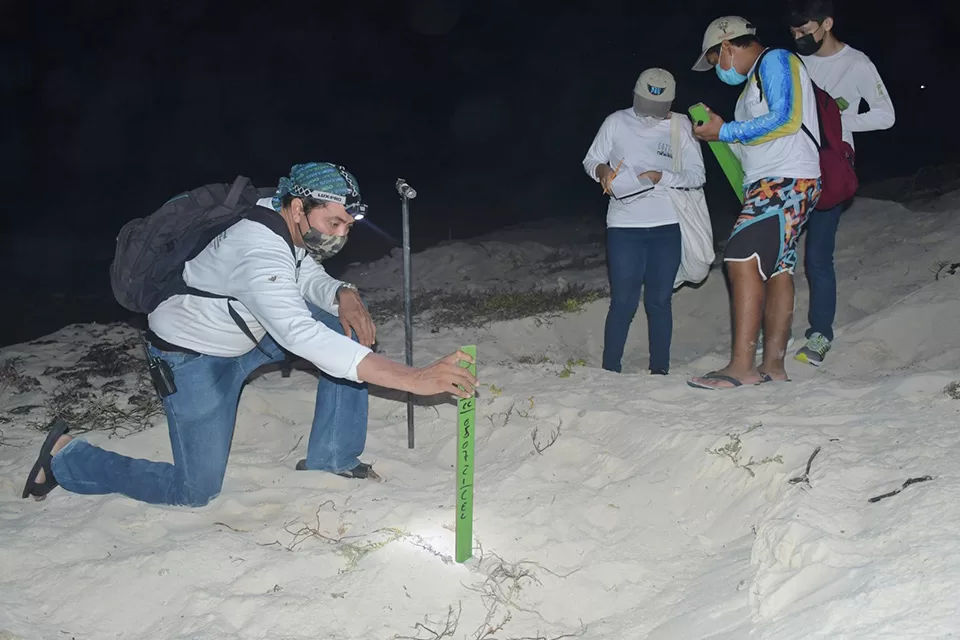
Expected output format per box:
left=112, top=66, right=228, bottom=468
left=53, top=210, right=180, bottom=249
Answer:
left=753, top=49, right=858, bottom=210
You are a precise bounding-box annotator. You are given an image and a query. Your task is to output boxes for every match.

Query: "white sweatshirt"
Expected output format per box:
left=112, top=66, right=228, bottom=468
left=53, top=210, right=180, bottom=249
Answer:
left=800, top=43, right=896, bottom=149
left=583, top=108, right=706, bottom=228
left=148, top=199, right=372, bottom=382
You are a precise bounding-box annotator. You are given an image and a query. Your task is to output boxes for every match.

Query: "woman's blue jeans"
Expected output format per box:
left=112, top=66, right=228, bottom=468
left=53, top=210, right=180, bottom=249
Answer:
left=602, top=224, right=682, bottom=373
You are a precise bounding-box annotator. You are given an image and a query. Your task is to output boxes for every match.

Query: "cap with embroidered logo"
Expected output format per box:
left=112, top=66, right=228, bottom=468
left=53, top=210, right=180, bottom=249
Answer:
left=633, top=68, right=676, bottom=119
left=692, top=16, right=757, bottom=71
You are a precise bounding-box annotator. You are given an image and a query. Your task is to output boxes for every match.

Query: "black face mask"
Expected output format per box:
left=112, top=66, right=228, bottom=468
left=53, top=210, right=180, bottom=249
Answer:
left=795, top=32, right=824, bottom=56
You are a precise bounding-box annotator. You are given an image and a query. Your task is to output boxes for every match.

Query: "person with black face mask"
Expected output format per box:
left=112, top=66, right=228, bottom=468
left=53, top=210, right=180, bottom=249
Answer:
left=787, top=0, right=896, bottom=367
left=21, top=162, right=478, bottom=507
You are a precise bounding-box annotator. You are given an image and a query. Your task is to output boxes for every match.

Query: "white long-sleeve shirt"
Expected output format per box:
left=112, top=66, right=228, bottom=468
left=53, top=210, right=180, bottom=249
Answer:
left=583, top=108, right=706, bottom=228
left=148, top=200, right=371, bottom=381
left=800, top=43, right=896, bottom=149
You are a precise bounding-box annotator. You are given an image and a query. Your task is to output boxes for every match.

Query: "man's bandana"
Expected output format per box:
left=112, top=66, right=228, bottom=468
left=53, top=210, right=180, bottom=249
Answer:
left=271, top=162, right=364, bottom=217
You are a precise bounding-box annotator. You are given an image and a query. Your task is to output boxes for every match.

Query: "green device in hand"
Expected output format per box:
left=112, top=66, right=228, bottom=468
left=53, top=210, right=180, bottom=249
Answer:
left=688, top=102, right=745, bottom=203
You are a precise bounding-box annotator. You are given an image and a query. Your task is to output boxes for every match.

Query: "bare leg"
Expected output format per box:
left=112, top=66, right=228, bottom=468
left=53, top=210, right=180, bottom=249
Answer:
left=759, top=272, right=794, bottom=380
left=689, top=258, right=765, bottom=388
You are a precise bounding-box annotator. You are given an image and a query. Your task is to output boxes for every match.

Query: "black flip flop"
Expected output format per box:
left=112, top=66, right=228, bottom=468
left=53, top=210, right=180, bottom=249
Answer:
left=335, top=462, right=382, bottom=481
left=22, top=419, right=71, bottom=501
left=687, top=372, right=744, bottom=390
left=296, top=459, right=382, bottom=482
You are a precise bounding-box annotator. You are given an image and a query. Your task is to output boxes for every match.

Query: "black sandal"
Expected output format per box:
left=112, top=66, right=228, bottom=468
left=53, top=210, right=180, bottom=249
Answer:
left=22, top=419, right=71, bottom=501
left=296, top=459, right=382, bottom=481
left=336, top=462, right=381, bottom=481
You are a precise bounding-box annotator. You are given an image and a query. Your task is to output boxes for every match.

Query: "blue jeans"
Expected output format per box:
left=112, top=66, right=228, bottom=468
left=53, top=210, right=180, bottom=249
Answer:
left=803, top=204, right=844, bottom=342
left=602, top=224, right=682, bottom=373
left=50, top=303, right=368, bottom=507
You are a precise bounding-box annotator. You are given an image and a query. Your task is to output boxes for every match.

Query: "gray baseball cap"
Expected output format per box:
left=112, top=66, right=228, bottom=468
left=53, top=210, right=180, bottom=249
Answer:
left=633, top=67, right=675, bottom=118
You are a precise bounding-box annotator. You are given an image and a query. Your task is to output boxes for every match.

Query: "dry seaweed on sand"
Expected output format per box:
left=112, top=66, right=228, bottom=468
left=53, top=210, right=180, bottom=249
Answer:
left=30, top=382, right=163, bottom=438
left=2, top=331, right=164, bottom=438
left=0, top=357, right=41, bottom=394
left=371, top=284, right=607, bottom=329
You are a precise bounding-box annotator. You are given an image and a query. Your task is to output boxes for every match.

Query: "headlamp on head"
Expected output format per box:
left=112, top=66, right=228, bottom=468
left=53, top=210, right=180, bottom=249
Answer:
left=289, top=184, right=367, bottom=220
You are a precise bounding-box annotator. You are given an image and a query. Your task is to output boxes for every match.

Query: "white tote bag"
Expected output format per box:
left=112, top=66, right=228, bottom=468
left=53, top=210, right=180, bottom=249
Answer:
left=667, top=114, right=715, bottom=289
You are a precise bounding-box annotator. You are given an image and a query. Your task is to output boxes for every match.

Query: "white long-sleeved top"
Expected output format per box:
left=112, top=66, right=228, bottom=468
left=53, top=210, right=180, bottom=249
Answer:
left=800, top=43, right=896, bottom=150
left=147, top=199, right=371, bottom=382
left=583, top=109, right=706, bottom=228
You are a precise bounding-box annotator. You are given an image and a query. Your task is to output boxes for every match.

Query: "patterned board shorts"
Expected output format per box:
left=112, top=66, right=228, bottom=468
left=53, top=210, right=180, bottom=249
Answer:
left=724, top=177, right=822, bottom=280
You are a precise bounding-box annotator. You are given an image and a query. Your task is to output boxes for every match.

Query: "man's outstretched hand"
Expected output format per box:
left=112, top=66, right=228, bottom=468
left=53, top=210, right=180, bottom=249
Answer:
left=337, top=287, right=376, bottom=347
left=411, top=350, right=477, bottom=399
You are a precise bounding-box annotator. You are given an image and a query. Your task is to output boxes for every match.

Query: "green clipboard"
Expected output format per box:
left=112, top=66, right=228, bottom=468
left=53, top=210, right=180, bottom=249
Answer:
left=688, top=102, right=745, bottom=203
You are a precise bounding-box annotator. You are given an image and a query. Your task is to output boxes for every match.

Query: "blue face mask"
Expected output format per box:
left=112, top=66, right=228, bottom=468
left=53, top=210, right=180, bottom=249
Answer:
left=715, top=48, right=748, bottom=85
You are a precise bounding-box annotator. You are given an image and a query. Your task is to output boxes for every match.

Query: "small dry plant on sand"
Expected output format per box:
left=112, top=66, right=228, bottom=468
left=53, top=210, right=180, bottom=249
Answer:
left=944, top=381, right=960, bottom=400
left=391, top=548, right=586, bottom=640
left=513, top=354, right=551, bottom=366
left=706, top=422, right=783, bottom=477
left=483, top=398, right=563, bottom=457
left=557, top=359, right=586, bottom=379
left=531, top=423, right=561, bottom=455
left=931, top=259, right=960, bottom=281
left=267, top=499, right=406, bottom=570
left=0, top=357, right=41, bottom=395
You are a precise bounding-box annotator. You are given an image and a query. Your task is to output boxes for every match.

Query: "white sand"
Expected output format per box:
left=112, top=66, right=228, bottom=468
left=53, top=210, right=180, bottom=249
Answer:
left=2, top=194, right=960, bottom=639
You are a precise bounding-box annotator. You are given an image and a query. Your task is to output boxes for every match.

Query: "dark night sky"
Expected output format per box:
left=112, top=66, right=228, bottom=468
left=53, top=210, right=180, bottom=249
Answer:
left=0, top=0, right=953, bottom=345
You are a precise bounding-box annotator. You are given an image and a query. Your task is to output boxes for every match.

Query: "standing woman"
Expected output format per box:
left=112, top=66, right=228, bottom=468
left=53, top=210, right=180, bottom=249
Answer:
left=583, top=68, right=707, bottom=374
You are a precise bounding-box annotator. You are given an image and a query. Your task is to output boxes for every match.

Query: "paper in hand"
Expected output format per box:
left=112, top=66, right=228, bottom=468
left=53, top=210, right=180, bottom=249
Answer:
left=609, top=169, right=655, bottom=201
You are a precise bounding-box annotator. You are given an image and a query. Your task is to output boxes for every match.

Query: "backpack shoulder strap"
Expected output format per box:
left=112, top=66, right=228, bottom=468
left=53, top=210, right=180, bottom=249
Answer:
left=790, top=52, right=823, bottom=151
left=242, top=205, right=296, bottom=257
left=669, top=113, right=683, bottom=174
left=752, top=48, right=774, bottom=103
left=752, top=50, right=822, bottom=151
left=237, top=204, right=300, bottom=371
left=183, top=203, right=298, bottom=357
left=800, top=119, right=822, bottom=151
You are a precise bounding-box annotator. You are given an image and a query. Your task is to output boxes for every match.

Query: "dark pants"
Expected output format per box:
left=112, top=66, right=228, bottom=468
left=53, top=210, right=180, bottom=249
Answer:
left=803, top=203, right=844, bottom=342
left=602, top=224, right=682, bottom=373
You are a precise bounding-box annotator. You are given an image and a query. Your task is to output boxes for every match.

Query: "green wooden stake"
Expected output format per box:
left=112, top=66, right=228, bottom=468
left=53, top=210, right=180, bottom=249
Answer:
left=688, top=102, right=745, bottom=203
left=455, top=344, right=477, bottom=563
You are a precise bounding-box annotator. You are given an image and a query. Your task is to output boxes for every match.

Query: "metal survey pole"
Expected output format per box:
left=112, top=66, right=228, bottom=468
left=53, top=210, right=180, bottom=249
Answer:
left=396, top=178, right=418, bottom=449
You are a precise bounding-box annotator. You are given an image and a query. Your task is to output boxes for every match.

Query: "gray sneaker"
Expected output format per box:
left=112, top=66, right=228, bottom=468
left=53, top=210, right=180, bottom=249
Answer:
left=756, top=329, right=795, bottom=354
left=795, top=333, right=831, bottom=366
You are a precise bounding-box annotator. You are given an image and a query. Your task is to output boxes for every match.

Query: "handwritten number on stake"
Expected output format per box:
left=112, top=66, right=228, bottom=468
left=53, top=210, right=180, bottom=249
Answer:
left=455, top=345, right=477, bottom=563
